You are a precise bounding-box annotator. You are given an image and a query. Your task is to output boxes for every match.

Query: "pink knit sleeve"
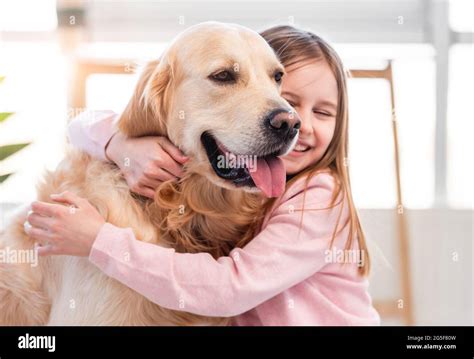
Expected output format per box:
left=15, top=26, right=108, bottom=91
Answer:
left=67, top=110, right=119, bottom=161
left=89, top=173, right=344, bottom=317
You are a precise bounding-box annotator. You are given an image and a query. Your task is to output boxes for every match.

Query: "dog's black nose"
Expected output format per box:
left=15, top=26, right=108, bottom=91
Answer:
left=265, top=109, right=301, bottom=140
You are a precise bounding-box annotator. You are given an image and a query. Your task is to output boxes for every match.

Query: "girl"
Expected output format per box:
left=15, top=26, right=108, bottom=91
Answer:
left=25, top=25, right=380, bottom=325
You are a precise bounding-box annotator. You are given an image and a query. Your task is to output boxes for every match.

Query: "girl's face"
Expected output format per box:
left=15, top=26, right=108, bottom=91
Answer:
left=281, top=60, right=338, bottom=175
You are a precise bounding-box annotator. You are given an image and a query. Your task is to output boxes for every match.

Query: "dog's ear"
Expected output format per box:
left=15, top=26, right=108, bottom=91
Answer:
left=117, top=58, right=172, bottom=137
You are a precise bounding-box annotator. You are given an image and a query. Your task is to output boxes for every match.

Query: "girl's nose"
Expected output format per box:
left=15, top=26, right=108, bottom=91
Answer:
left=299, top=111, right=313, bottom=135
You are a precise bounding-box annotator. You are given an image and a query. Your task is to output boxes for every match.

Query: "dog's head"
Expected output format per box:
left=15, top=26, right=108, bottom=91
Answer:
left=118, top=22, right=300, bottom=197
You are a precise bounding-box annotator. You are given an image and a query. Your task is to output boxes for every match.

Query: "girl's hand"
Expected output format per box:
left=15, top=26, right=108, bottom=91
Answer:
left=25, top=191, right=106, bottom=257
left=105, top=132, right=189, bottom=199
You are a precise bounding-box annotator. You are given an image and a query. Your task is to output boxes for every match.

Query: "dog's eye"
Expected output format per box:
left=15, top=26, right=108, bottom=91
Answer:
left=274, top=71, right=284, bottom=83
left=210, top=70, right=236, bottom=83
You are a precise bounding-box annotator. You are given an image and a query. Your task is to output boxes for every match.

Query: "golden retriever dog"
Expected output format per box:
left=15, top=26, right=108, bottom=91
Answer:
left=0, top=22, right=300, bottom=325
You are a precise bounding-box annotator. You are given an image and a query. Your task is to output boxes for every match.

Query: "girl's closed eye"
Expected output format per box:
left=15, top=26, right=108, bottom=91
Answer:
left=313, top=109, right=334, bottom=118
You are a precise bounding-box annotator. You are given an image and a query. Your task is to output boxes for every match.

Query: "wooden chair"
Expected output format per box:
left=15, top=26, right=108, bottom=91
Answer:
left=70, top=59, right=132, bottom=114
left=350, top=62, right=414, bottom=325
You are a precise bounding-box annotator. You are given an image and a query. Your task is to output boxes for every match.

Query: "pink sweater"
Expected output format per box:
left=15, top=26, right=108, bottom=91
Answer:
left=68, top=111, right=380, bottom=326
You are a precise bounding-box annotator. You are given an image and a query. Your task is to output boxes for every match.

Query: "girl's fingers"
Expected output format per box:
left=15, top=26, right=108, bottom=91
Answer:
left=163, top=159, right=185, bottom=179
left=148, top=149, right=183, bottom=179
left=136, top=186, right=156, bottom=199
left=130, top=183, right=155, bottom=199
left=158, top=168, right=180, bottom=182
left=37, top=244, right=58, bottom=257
left=50, top=191, right=84, bottom=208
left=140, top=177, right=163, bottom=190
left=31, top=201, right=65, bottom=218
left=28, top=226, right=52, bottom=244
left=27, top=212, right=54, bottom=231
left=146, top=168, right=177, bottom=183
left=156, top=137, right=189, bottom=164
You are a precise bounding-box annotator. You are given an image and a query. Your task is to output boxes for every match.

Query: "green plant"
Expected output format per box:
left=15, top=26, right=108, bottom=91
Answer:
left=0, top=76, right=30, bottom=183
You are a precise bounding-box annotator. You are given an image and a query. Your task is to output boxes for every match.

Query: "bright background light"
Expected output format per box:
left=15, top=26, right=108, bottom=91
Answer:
left=0, top=1, right=472, bottom=209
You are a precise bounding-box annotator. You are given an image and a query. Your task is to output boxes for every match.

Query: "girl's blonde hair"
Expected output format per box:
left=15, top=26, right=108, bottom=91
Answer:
left=259, top=25, right=370, bottom=276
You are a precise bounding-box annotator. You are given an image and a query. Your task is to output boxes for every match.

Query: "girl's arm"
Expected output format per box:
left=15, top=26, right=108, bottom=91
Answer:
left=88, top=174, right=340, bottom=317
left=67, top=110, right=119, bottom=161
left=67, top=110, right=189, bottom=198
left=28, top=173, right=342, bottom=317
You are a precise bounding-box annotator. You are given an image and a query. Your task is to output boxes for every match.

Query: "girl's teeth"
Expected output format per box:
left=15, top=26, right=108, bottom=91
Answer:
left=295, top=144, right=309, bottom=152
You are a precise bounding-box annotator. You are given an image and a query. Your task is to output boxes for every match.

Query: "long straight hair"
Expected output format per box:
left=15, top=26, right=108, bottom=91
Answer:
left=259, top=25, right=370, bottom=276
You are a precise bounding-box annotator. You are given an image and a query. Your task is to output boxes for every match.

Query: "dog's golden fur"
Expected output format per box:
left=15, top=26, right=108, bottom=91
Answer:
left=0, top=22, right=293, bottom=325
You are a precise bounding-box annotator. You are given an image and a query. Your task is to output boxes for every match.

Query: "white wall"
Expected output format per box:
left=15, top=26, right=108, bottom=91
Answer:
left=361, top=208, right=473, bottom=325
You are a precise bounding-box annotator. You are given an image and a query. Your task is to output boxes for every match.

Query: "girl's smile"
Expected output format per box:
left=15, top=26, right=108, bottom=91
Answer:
left=287, top=139, right=314, bottom=157
left=281, top=59, right=338, bottom=175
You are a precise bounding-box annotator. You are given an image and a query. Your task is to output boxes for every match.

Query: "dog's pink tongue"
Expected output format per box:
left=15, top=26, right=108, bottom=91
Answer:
left=249, top=157, right=285, bottom=198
